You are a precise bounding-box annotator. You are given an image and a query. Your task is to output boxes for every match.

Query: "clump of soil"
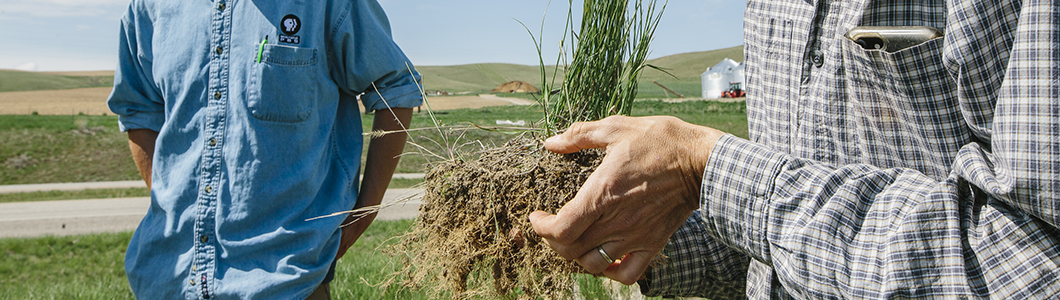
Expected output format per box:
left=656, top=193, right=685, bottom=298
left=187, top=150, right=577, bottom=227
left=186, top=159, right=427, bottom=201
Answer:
left=394, top=136, right=604, bottom=299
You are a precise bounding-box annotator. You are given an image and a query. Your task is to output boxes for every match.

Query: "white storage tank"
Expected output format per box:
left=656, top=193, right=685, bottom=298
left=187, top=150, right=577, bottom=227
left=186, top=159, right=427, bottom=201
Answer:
left=701, top=58, right=740, bottom=99
left=730, top=63, right=745, bottom=86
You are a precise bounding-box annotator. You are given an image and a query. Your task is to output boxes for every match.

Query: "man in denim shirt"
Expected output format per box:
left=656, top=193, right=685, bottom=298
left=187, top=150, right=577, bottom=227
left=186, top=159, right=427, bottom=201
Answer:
left=107, top=0, right=422, bottom=299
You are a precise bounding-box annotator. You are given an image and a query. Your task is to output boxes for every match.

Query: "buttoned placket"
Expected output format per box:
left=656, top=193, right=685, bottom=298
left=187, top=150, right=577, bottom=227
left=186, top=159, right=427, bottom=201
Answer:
left=792, top=0, right=836, bottom=161
left=191, top=1, right=231, bottom=299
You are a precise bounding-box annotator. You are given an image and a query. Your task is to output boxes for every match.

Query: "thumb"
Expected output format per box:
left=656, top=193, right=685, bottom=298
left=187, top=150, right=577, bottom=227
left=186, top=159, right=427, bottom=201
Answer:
left=528, top=211, right=556, bottom=235
left=544, top=118, right=621, bottom=154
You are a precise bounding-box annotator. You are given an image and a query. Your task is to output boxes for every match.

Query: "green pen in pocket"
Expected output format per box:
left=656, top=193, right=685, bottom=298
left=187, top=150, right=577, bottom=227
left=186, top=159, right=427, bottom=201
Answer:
left=257, top=36, right=268, bottom=63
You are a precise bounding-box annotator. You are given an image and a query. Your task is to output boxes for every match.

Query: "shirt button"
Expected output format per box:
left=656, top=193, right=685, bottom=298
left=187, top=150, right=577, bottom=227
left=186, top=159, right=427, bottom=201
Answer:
left=190, top=279, right=196, bottom=286
left=215, top=46, right=223, bottom=55
left=201, top=235, right=209, bottom=243
left=214, top=91, right=222, bottom=99
left=209, top=139, right=217, bottom=147
left=218, top=3, right=226, bottom=10
left=811, top=50, right=824, bottom=68
left=205, top=185, right=212, bottom=193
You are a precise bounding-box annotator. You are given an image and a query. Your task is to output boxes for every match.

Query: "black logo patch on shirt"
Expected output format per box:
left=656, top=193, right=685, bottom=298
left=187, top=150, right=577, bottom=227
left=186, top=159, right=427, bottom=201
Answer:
left=279, top=14, right=301, bottom=44
left=279, top=14, right=301, bottom=45
left=280, top=14, right=301, bottom=35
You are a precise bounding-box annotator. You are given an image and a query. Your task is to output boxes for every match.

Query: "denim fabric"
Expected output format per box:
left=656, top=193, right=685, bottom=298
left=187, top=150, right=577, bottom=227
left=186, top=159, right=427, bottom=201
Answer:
left=107, top=0, right=422, bottom=299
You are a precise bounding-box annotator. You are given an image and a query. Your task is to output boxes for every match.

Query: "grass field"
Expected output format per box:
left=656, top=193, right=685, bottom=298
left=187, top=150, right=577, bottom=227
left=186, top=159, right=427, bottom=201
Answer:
left=0, top=115, right=141, bottom=185
left=0, top=70, right=113, bottom=93
left=1, top=100, right=747, bottom=185
left=0, top=219, right=632, bottom=300
left=0, top=188, right=150, bottom=204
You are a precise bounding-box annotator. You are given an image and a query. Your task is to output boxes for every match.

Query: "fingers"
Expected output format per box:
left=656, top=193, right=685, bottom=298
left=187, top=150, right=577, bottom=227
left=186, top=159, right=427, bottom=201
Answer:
left=603, top=250, right=653, bottom=285
left=529, top=210, right=592, bottom=259
left=544, top=116, right=627, bottom=154
left=529, top=169, right=613, bottom=259
left=573, top=243, right=653, bottom=286
left=575, top=243, right=619, bottom=274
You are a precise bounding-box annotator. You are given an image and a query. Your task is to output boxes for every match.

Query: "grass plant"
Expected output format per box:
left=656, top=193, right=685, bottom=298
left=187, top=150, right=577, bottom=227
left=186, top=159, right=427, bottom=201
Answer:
left=532, top=0, right=666, bottom=132
left=551, top=0, right=664, bottom=129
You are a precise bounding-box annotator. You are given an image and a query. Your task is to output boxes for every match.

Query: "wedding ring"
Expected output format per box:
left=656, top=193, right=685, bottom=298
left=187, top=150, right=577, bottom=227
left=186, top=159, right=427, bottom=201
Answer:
left=597, top=246, right=614, bottom=263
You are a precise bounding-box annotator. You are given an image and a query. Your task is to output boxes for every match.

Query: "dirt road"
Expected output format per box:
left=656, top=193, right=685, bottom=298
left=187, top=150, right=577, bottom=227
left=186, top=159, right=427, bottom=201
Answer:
left=0, top=87, right=532, bottom=115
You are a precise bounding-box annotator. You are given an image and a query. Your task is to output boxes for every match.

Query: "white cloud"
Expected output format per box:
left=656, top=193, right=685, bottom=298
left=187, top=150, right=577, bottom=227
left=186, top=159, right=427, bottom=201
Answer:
left=13, top=62, right=38, bottom=71
left=1, top=0, right=127, bottom=18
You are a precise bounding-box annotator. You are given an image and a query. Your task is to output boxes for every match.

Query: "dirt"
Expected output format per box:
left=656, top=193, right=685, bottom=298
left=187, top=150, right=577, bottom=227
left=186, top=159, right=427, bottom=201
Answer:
left=393, top=136, right=604, bottom=299
left=0, top=87, right=114, bottom=115
left=0, top=88, right=530, bottom=115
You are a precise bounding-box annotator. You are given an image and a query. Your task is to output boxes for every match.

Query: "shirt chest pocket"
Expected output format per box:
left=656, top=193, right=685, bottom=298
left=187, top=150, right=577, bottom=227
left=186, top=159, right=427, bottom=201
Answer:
left=247, top=44, right=319, bottom=123
left=841, top=36, right=969, bottom=179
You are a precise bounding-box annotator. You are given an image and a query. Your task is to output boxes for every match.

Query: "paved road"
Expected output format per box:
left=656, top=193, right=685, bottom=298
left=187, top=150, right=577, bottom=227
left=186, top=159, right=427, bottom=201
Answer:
left=0, top=173, right=425, bottom=194
left=0, top=189, right=423, bottom=238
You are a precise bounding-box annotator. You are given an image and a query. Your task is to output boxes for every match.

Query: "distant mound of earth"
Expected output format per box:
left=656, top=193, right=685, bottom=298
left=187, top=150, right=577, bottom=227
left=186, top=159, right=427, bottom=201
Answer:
left=491, top=81, right=540, bottom=94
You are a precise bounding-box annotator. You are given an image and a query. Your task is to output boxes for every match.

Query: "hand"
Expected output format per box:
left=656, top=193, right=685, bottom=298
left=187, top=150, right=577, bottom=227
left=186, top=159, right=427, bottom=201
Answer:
left=336, top=211, right=377, bottom=260
left=529, top=115, right=723, bottom=284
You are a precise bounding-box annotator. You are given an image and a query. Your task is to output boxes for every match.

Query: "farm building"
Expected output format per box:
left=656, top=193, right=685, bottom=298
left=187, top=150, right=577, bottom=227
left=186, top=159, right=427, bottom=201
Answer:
left=701, top=58, right=745, bottom=99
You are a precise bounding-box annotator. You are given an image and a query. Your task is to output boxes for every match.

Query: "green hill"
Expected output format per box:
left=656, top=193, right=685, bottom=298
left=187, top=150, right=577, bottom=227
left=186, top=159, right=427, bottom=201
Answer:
left=418, top=45, right=744, bottom=98
left=0, top=46, right=743, bottom=99
left=0, top=70, right=113, bottom=92
left=418, top=63, right=560, bottom=94
left=637, top=45, right=744, bottom=98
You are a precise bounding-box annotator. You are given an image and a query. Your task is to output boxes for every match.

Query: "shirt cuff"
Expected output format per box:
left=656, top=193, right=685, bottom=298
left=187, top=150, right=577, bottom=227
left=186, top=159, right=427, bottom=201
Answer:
left=639, top=210, right=749, bottom=298
left=117, top=110, right=165, bottom=133
left=700, top=134, right=786, bottom=263
left=361, top=81, right=423, bottom=112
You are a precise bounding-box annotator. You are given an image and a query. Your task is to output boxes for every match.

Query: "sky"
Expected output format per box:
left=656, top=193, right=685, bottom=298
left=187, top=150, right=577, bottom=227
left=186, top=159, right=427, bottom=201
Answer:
left=0, top=0, right=746, bottom=72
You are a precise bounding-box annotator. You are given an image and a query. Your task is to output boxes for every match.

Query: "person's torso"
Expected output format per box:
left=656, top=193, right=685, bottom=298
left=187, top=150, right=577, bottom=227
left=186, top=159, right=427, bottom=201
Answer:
left=743, top=0, right=970, bottom=181
left=123, top=1, right=369, bottom=299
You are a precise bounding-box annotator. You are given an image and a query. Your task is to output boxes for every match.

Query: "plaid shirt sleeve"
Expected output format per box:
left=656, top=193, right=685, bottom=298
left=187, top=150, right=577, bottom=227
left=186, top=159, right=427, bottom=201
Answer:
left=637, top=210, right=749, bottom=298
left=644, top=0, right=1060, bottom=298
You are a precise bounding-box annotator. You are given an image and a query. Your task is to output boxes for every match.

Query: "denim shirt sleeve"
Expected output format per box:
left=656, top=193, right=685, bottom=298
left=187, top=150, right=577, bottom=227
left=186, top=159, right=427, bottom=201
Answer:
left=107, top=6, right=165, bottom=133
left=330, top=0, right=423, bottom=112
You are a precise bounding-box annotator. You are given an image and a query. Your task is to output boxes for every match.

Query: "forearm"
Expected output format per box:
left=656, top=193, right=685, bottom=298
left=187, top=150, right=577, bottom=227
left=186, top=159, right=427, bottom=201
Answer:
left=127, top=129, right=158, bottom=189
left=357, top=108, right=413, bottom=209
left=701, top=135, right=985, bottom=298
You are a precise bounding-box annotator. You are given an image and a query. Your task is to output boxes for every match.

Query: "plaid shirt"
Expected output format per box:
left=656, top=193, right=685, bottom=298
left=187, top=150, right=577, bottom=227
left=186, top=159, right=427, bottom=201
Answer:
left=642, top=0, right=1060, bottom=298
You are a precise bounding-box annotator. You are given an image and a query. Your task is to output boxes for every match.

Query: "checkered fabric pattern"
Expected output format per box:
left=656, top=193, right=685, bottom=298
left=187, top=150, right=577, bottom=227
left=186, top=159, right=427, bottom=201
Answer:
left=640, top=0, right=1060, bottom=298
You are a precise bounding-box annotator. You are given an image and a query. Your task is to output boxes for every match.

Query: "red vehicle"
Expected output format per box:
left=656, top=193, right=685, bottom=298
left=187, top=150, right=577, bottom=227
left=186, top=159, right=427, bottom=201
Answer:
left=721, top=82, right=745, bottom=98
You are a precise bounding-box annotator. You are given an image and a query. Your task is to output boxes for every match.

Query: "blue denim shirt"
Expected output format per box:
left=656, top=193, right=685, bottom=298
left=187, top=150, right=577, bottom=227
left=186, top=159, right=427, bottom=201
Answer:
left=106, top=0, right=422, bottom=299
